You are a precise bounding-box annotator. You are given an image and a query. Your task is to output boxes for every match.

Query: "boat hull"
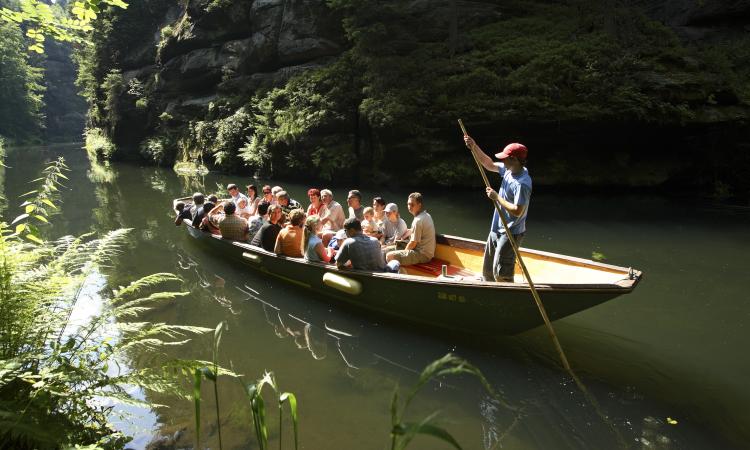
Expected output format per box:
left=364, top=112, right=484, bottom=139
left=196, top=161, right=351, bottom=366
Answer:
left=183, top=224, right=639, bottom=336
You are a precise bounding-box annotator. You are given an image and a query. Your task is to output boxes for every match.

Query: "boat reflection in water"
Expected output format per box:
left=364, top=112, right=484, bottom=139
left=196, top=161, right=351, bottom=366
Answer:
left=231, top=280, right=696, bottom=450
left=165, top=229, right=724, bottom=450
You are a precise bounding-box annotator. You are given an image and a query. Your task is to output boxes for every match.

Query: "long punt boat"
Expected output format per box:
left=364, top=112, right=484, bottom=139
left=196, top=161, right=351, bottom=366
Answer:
left=175, top=199, right=642, bottom=336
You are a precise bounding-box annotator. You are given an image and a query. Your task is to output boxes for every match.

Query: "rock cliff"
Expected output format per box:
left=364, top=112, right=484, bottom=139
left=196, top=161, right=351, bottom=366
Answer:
left=79, top=0, right=750, bottom=199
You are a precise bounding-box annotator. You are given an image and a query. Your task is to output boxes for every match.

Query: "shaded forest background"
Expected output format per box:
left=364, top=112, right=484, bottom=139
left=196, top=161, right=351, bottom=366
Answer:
left=3, top=0, right=750, bottom=199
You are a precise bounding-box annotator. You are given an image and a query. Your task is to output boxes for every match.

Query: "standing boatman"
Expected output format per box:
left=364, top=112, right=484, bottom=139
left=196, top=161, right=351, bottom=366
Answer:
left=464, top=135, right=532, bottom=282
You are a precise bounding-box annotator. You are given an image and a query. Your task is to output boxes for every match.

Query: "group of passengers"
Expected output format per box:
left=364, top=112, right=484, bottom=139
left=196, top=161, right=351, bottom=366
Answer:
left=175, top=184, right=436, bottom=273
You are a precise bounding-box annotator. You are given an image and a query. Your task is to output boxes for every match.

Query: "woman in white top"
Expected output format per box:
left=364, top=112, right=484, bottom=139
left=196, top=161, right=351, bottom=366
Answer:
left=246, top=184, right=262, bottom=216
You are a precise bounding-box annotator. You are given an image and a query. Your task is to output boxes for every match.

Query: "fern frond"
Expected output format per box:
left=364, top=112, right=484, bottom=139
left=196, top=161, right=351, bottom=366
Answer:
left=112, top=291, right=189, bottom=317
left=113, top=273, right=183, bottom=300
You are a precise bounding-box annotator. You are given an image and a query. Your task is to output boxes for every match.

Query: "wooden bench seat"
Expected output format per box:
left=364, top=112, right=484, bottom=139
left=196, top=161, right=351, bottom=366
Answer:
left=409, top=258, right=476, bottom=278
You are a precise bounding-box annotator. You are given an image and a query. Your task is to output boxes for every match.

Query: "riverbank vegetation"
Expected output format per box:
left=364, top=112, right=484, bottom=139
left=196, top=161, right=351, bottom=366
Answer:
left=0, top=19, right=45, bottom=142
left=0, top=158, right=212, bottom=447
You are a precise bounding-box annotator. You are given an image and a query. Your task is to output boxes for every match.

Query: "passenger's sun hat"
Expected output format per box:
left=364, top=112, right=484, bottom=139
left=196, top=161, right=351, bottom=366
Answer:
left=384, top=203, right=398, bottom=213
left=495, top=143, right=528, bottom=161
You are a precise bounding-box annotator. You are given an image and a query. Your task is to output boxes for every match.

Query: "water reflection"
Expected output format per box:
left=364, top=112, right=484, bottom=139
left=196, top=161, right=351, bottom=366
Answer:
left=3, top=144, right=746, bottom=449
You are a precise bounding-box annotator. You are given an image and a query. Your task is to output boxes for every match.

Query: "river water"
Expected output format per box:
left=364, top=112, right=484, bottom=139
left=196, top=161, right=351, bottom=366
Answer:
left=2, top=143, right=748, bottom=449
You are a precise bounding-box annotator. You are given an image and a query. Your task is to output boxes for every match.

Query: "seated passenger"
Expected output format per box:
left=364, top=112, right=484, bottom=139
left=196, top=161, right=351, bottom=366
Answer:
left=236, top=197, right=253, bottom=219
left=386, top=193, right=435, bottom=266
left=189, top=192, right=204, bottom=219
left=347, top=190, right=364, bottom=220
left=335, top=218, right=388, bottom=271
left=246, top=184, right=262, bottom=216
left=319, top=189, right=345, bottom=233
left=261, top=185, right=274, bottom=204
left=372, top=196, right=386, bottom=224
left=303, top=215, right=335, bottom=263
left=382, top=203, right=409, bottom=245
left=274, top=208, right=306, bottom=257
left=276, top=190, right=302, bottom=216
left=361, top=207, right=382, bottom=240
left=248, top=201, right=270, bottom=238
left=197, top=196, right=218, bottom=232
left=251, top=204, right=283, bottom=251
left=227, top=183, right=249, bottom=207
left=271, top=185, right=284, bottom=204
left=306, top=188, right=325, bottom=216
left=174, top=201, right=192, bottom=226
left=213, top=201, right=249, bottom=241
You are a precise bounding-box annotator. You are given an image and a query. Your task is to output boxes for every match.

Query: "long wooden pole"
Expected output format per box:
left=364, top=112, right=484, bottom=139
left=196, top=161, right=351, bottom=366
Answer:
left=459, top=120, right=628, bottom=447
left=458, top=119, right=577, bottom=375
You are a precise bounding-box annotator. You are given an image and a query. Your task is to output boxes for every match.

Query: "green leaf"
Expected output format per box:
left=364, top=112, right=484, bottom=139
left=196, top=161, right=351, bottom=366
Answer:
left=104, top=0, right=129, bottom=9
left=33, top=215, right=48, bottom=223
left=11, top=213, right=29, bottom=225
left=392, top=422, right=462, bottom=450
left=26, top=234, right=44, bottom=244
left=280, top=392, right=299, bottom=450
left=41, top=198, right=57, bottom=209
left=25, top=204, right=36, bottom=214
left=390, top=386, right=399, bottom=425
left=193, top=368, right=202, bottom=448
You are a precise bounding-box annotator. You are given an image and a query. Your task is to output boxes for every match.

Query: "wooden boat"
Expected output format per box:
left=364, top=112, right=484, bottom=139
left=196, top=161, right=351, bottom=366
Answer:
left=175, top=199, right=642, bottom=336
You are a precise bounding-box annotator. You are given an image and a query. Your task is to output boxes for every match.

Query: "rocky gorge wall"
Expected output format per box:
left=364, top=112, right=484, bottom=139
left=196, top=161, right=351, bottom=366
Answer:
left=80, top=0, right=750, bottom=200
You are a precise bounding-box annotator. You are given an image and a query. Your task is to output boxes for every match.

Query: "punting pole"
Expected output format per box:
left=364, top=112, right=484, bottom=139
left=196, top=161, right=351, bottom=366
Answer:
left=457, top=118, right=576, bottom=373
left=458, top=119, right=629, bottom=447
left=458, top=119, right=627, bottom=436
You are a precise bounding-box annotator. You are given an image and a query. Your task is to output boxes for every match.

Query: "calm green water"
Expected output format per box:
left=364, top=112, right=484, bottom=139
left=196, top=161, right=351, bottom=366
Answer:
left=2, top=144, right=749, bottom=449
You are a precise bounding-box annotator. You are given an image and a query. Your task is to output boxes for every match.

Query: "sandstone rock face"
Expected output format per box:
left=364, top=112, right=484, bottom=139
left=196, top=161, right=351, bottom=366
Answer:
left=104, top=0, right=347, bottom=150
left=43, top=40, right=87, bottom=141
left=90, top=0, right=748, bottom=198
left=155, top=0, right=344, bottom=94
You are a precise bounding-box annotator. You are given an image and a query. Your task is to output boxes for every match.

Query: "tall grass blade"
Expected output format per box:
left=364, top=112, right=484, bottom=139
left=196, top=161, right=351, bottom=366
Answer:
left=212, top=321, right=226, bottom=450
left=194, top=368, right=202, bottom=449
left=393, top=421, right=462, bottom=450
left=280, top=392, right=299, bottom=450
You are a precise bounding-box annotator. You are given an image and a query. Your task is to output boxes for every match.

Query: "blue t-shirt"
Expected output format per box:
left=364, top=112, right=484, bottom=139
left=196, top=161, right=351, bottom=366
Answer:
left=490, top=163, right=532, bottom=235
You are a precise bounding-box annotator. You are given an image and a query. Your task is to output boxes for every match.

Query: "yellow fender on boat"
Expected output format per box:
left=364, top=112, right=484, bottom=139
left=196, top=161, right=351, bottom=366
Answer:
left=242, top=252, right=262, bottom=264
left=323, top=272, right=362, bottom=295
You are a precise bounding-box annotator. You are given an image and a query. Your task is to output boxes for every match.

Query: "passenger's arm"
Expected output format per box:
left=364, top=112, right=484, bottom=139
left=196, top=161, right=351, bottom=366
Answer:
left=207, top=203, right=224, bottom=218
left=274, top=232, right=283, bottom=254
left=405, top=220, right=421, bottom=251
left=315, top=242, right=332, bottom=263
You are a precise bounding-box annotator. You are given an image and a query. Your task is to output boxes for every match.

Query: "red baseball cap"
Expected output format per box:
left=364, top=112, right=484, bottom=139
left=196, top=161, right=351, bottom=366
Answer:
left=495, top=143, right=528, bottom=161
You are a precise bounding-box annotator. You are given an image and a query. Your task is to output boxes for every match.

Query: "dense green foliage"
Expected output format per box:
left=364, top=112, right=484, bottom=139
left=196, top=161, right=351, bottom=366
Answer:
left=0, top=19, right=45, bottom=141
left=85, top=127, right=115, bottom=160
left=74, top=0, right=748, bottom=193
left=1, top=0, right=128, bottom=53
left=241, top=0, right=749, bottom=185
